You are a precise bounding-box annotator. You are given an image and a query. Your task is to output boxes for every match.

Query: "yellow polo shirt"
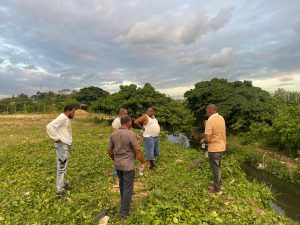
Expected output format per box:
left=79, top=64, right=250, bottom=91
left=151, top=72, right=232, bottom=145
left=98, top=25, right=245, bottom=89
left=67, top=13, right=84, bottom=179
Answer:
left=205, top=113, right=226, bottom=152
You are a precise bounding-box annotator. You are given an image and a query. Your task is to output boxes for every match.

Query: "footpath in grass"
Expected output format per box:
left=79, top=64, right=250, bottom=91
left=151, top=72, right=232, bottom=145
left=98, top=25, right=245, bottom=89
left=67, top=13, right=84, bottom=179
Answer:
left=0, top=117, right=293, bottom=224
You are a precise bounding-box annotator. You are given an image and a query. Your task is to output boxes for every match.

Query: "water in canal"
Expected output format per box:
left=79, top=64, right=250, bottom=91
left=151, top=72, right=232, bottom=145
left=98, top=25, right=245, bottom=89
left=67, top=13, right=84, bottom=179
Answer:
left=241, top=163, right=300, bottom=223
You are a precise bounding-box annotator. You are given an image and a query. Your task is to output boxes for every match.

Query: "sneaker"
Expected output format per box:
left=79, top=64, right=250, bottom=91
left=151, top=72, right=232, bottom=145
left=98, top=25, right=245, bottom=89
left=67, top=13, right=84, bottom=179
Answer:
left=57, top=191, right=67, bottom=200
left=208, top=188, right=223, bottom=195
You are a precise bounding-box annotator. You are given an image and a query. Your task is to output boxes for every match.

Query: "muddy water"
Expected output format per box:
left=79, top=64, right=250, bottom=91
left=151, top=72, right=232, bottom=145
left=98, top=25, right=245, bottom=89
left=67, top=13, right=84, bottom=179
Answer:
left=241, top=163, right=300, bottom=223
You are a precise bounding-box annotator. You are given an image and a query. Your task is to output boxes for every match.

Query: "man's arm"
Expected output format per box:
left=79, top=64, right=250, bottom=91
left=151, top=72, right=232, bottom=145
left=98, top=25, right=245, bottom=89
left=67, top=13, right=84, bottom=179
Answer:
left=201, top=134, right=212, bottom=143
left=135, top=134, right=142, bottom=143
left=201, top=120, right=212, bottom=144
left=46, top=116, right=65, bottom=142
left=134, top=115, right=147, bottom=130
left=107, top=136, right=114, bottom=161
left=134, top=149, right=144, bottom=164
left=135, top=148, right=145, bottom=172
left=130, top=132, right=145, bottom=170
left=107, top=148, right=114, bottom=161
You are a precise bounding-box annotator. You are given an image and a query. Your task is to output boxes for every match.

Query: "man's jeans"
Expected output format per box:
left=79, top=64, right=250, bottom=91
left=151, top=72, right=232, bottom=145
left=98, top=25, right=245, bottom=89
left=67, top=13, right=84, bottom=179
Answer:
left=143, top=137, right=160, bottom=160
left=116, top=170, right=135, bottom=217
left=55, top=141, right=70, bottom=193
left=208, top=151, right=225, bottom=191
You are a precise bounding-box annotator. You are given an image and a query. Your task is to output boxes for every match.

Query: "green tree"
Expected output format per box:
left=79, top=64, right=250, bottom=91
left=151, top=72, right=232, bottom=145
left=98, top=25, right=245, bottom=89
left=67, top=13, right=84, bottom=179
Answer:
left=91, top=83, right=194, bottom=133
left=265, top=105, right=300, bottom=156
left=273, top=88, right=300, bottom=106
left=184, top=78, right=274, bottom=131
left=76, top=86, right=109, bottom=105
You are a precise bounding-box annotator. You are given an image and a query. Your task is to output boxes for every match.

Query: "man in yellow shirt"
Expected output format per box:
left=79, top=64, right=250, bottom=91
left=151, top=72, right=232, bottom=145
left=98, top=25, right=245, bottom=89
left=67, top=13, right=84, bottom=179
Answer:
left=201, top=104, right=226, bottom=194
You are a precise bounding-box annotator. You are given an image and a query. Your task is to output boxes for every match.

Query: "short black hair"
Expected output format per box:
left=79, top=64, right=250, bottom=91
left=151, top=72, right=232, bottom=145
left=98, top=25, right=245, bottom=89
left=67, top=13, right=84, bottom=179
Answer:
left=64, top=105, right=75, bottom=112
left=120, top=115, right=131, bottom=126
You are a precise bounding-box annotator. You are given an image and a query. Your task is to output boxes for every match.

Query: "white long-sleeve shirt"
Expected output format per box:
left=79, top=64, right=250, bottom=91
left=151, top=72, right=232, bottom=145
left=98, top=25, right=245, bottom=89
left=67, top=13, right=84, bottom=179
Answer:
left=46, top=113, right=72, bottom=145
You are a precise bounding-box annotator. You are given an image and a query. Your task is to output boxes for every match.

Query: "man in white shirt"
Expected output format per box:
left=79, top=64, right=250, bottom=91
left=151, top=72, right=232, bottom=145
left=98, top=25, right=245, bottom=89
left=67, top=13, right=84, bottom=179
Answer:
left=46, top=105, right=75, bottom=200
left=134, top=107, right=160, bottom=169
left=112, top=108, right=128, bottom=132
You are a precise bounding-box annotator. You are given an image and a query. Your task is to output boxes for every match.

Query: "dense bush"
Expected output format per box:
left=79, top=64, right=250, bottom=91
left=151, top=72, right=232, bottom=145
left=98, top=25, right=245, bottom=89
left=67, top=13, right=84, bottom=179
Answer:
left=266, top=105, right=300, bottom=157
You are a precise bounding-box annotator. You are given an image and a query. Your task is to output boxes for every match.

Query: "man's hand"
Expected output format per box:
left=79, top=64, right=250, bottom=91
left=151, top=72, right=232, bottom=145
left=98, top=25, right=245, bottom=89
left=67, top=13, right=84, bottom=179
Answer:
left=140, top=163, right=145, bottom=172
left=204, top=151, right=209, bottom=159
left=200, top=138, right=205, bottom=144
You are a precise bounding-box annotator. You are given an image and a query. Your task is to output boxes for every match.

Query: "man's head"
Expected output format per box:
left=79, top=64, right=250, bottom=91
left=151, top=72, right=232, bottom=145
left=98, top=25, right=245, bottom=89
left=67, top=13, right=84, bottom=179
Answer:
left=206, top=104, right=217, bottom=117
left=146, top=107, right=154, bottom=117
left=64, top=105, right=75, bottom=119
left=120, top=115, right=132, bottom=128
left=118, top=108, right=128, bottom=117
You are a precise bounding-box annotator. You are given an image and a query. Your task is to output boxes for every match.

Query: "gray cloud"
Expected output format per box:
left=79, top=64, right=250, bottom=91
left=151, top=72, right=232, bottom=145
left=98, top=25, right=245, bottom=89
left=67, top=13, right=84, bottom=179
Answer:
left=0, top=0, right=300, bottom=97
left=180, top=8, right=232, bottom=44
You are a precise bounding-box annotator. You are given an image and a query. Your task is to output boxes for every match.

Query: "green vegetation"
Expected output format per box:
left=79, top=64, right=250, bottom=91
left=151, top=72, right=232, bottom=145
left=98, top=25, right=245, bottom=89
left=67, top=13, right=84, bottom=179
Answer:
left=1, top=78, right=299, bottom=160
left=0, top=117, right=294, bottom=224
left=76, top=86, right=109, bottom=105
left=0, top=86, right=108, bottom=114
left=92, top=83, right=194, bottom=133
left=184, top=79, right=300, bottom=157
left=184, top=78, right=274, bottom=131
left=228, top=136, right=300, bottom=185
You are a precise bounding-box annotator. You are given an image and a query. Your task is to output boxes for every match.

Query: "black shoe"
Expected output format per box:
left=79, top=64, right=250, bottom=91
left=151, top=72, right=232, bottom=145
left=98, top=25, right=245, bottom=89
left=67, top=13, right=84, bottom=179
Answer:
left=57, top=191, right=67, bottom=200
left=64, top=183, right=73, bottom=190
left=118, top=212, right=133, bottom=219
left=149, top=162, right=155, bottom=170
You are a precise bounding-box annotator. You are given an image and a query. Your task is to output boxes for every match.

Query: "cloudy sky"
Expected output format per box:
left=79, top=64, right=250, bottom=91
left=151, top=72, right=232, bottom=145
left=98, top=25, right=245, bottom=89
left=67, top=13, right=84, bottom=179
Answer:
left=0, top=0, right=300, bottom=98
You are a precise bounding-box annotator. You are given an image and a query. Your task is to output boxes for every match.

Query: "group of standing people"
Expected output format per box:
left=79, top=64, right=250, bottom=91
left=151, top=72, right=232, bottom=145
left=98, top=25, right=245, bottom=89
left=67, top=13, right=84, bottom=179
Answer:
left=108, top=107, right=161, bottom=218
left=46, top=103, right=226, bottom=218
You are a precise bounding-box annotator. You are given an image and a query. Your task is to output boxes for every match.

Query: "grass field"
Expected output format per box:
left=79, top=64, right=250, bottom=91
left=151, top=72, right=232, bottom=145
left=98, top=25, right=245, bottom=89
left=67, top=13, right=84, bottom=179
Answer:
left=0, top=116, right=293, bottom=224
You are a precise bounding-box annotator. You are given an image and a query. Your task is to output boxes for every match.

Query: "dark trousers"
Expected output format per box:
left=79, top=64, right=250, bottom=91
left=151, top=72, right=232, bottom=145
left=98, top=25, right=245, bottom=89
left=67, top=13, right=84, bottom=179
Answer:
left=208, top=152, right=225, bottom=191
left=116, top=170, right=135, bottom=216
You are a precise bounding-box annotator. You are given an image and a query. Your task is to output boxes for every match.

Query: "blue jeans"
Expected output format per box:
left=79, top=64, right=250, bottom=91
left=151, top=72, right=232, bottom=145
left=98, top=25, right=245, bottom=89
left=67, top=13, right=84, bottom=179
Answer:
left=55, top=141, right=70, bottom=193
left=143, top=137, right=160, bottom=160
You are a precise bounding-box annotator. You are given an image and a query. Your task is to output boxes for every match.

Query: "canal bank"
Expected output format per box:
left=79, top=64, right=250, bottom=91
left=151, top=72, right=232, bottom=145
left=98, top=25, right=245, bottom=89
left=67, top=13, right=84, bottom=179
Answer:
left=167, top=133, right=300, bottom=223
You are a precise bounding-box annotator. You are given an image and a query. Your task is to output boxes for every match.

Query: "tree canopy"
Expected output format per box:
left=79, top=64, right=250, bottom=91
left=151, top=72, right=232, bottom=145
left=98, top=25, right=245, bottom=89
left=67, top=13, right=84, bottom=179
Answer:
left=75, top=86, right=109, bottom=105
left=91, top=83, right=194, bottom=133
left=184, top=78, right=274, bottom=131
